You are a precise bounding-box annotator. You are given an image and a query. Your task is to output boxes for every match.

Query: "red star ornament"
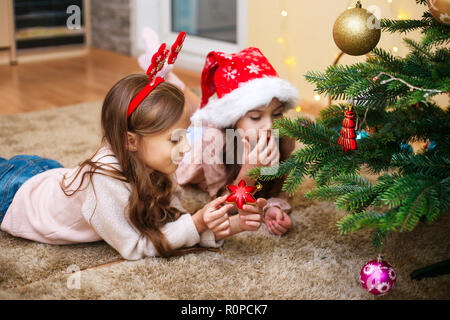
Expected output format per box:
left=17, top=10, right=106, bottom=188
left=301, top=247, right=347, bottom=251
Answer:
left=226, top=179, right=258, bottom=210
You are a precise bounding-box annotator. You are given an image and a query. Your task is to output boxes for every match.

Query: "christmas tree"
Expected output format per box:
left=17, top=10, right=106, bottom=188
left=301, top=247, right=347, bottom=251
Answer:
left=250, top=0, right=449, bottom=249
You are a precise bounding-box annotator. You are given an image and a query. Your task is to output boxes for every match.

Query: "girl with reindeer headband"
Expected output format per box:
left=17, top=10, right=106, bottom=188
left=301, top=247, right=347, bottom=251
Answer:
left=0, top=32, right=266, bottom=260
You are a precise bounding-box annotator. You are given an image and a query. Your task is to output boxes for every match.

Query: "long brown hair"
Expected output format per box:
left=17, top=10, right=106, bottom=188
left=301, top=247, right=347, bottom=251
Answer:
left=61, top=74, right=187, bottom=257
left=221, top=135, right=294, bottom=199
left=220, top=106, right=295, bottom=199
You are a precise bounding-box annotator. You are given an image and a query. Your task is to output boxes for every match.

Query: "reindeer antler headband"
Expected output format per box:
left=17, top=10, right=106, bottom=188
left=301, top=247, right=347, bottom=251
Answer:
left=127, top=31, right=186, bottom=118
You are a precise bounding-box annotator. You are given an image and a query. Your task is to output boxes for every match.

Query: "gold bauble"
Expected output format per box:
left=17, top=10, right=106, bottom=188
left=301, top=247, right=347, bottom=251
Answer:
left=333, top=2, right=381, bottom=56
left=427, top=0, right=450, bottom=25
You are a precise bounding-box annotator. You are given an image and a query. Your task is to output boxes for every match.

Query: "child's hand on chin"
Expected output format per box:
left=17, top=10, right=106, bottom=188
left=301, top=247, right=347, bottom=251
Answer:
left=202, top=195, right=234, bottom=240
left=264, top=206, right=292, bottom=235
left=239, top=198, right=267, bottom=232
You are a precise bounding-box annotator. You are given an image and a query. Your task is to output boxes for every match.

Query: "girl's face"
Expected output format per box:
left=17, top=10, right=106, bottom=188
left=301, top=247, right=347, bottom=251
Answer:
left=128, top=111, right=191, bottom=175
left=235, top=98, right=284, bottom=137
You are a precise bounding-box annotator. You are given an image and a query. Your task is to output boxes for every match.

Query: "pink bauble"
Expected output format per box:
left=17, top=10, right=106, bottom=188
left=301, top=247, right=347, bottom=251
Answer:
left=360, top=259, right=396, bottom=296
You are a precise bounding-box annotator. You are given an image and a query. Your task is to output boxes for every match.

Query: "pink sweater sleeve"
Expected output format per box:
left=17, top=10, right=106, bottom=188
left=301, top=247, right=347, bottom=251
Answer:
left=263, top=197, right=292, bottom=214
left=82, top=171, right=222, bottom=260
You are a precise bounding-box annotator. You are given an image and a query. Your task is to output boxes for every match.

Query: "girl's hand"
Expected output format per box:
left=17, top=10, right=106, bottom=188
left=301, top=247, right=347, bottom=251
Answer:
left=239, top=198, right=267, bottom=232
left=202, top=195, right=234, bottom=240
left=264, top=206, right=293, bottom=236
left=240, top=134, right=280, bottom=174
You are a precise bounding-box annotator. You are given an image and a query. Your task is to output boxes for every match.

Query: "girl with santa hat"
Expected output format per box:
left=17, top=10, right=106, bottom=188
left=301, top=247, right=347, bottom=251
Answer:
left=139, top=30, right=299, bottom=236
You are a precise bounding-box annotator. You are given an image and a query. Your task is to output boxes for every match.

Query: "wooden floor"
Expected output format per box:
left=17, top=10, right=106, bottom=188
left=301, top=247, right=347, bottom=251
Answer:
left=0, top=47, right=201, bottom=115
left=0, top=47, right=322, bottom=118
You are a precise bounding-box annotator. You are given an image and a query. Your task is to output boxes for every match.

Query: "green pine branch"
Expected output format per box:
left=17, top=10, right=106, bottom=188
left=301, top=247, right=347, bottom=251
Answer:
left=272, top=117, right=339, bottom=148
left=249, top=2, right=450, bottom=249
left=381, top=18, right=433, bottom=34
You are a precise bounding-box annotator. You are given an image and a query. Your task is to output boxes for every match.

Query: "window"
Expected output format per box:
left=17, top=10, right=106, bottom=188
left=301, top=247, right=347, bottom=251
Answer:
left=171, top=0, right=237, bottom=44
left=161, top=0, right=247, bottom=72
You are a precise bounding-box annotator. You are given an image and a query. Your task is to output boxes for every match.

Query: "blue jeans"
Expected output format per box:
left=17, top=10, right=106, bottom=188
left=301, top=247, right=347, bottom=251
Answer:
left=0, top=155, right=63, bottom=223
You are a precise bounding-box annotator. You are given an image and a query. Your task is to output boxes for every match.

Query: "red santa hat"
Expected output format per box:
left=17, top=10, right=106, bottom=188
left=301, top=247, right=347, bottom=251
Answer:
left=190, top=47, right=299, bottom=128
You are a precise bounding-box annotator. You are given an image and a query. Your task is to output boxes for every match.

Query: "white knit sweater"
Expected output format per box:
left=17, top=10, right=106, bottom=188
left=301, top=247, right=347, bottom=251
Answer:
left=1, top=145, right=223, bottom=260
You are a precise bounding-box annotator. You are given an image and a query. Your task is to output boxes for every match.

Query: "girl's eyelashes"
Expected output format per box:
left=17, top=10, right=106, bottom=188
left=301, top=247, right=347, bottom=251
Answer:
left=170, top=136, right=180, bottom=144
left=170, top=129, right=187, bottom=144
left=248, top=112, right=261, bottom=121
left=272, top=107, right=284, bottom=118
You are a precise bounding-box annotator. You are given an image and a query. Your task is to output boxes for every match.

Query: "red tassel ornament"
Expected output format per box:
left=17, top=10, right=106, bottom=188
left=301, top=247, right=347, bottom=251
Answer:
left=338, top=104, right=357, bottom=151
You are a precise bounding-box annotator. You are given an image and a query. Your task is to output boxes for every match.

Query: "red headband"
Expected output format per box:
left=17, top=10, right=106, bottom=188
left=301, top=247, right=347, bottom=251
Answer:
left=127, top=31, right=186, bottom=118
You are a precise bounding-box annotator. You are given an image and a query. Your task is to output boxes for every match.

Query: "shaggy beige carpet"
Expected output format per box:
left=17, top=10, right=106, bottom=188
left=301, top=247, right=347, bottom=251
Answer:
left=0, top=101, right=449, bottom=300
